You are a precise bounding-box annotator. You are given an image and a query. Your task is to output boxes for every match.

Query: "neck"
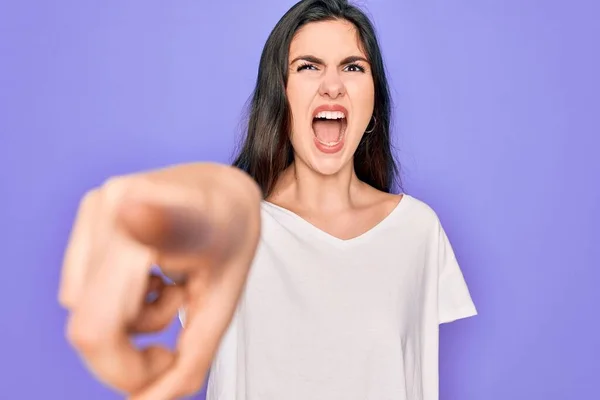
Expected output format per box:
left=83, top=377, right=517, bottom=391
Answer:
left=271, top=157, right=363, bottom=213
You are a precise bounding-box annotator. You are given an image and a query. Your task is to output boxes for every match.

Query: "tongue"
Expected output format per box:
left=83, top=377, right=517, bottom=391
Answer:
left=312, top=119, right=342, bottom=143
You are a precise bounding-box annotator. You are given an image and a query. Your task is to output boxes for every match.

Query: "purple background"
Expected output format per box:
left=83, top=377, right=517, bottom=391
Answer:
left=1, top=0, right=598, bottom=399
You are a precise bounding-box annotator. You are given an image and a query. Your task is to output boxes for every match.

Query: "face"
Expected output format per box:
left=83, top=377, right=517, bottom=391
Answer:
left=286, top=19, right=375, bottom=176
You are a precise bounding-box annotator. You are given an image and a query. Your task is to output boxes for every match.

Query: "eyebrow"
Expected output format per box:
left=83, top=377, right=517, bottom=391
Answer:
left=289, top=55, right=370, bottom=66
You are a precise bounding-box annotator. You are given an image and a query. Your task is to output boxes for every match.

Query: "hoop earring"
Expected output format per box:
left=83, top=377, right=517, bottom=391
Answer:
left=365, top=116, right=377, bottom=134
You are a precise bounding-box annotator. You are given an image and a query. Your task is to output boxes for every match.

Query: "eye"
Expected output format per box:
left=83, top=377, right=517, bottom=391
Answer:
left=344, top=63, right=366, bottom=73
left=297, top=62, right=318, bottom=72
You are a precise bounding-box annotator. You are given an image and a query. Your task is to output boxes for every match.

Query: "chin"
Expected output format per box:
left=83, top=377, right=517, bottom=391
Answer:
left=304, top=142, right=355, bottom=176
left=309, top=158, right=347, bottom=176
left=291, top=129, right=361, bottom=176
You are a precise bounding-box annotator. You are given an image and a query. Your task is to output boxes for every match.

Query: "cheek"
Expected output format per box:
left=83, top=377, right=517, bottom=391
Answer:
left=287, top=81, right=314, bottom=129
left=347, top=80, right=375, bottom=126
left=347, top=78, right=374, bottom=105
left=287, top=81, right=312, bottom=105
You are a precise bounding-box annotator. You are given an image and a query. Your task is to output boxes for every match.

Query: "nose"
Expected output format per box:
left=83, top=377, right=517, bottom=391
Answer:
left=318, top=69, right=346, bottom=99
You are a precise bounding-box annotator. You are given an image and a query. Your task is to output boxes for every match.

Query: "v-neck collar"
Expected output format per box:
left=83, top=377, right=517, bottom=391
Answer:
left=261, top=194, right=411, bottom=248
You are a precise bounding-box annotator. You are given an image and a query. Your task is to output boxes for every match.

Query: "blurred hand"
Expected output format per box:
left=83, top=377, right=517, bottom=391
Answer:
left=58, top=163, right=262, bottom=400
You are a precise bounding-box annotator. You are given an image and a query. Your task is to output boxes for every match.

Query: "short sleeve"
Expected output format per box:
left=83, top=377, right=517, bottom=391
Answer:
left=437, top=221, right=478, bottom=324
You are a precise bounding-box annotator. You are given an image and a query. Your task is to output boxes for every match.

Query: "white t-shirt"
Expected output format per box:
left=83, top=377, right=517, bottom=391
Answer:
left=180, top=194, right=477, bottom=400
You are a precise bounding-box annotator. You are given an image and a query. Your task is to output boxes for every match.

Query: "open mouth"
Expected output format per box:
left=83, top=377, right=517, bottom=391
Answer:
left=311, top=110, right=347, bottom=147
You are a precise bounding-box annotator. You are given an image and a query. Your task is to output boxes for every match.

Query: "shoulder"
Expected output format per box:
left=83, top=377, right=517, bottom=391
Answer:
left=382, top=193, right=452, bottom=250
left=399, top=193, right=442, bottom=228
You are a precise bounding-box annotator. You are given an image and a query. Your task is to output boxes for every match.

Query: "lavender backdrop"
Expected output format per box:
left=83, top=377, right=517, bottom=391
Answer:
left=1, top=0, right=598, bottom=399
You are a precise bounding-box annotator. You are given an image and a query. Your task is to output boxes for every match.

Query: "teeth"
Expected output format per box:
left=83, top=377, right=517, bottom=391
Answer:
left=312, top=109, right=346, bottom=147
left=314, top=111, right=346, bottom=120
left=316, top=137, right=343, bottom=147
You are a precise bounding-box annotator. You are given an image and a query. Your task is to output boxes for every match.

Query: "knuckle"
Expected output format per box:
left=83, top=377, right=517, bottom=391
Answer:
left=80, top=188, right=99, bottom=209
left=58, top=292, right=74, bottom=309
left=74, top=188, right=100, bottom=220
left=112, top=377, right=145, bottom=394
left=66, top=318, right=103, bottom=353
left=101, top=174, right=151, bottom=212
left=101, top=176, right=132, bottom=204
left=66, top=319, right=146, bottom=394
left=100, top=366, right=145, bottom=395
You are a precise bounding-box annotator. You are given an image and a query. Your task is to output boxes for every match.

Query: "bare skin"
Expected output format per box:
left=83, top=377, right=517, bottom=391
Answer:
left=269, top=19, right=403, bottom=239
left=59, top=163, right=262, bottom=400
left=60, top=18, right=400, bottom=400
left=268, top=163, right=402, bottom=241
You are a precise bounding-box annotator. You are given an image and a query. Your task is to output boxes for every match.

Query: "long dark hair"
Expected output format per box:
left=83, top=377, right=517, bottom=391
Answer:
left=232, top=0, right=401, bottom=198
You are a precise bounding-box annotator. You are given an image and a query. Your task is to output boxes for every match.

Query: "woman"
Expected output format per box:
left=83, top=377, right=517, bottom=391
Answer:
left=59, top=1, right=477, bottom=399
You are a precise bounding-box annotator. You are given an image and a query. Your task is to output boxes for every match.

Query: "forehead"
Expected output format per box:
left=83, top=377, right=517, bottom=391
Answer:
left=289, top=19, right=366, bottom=60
